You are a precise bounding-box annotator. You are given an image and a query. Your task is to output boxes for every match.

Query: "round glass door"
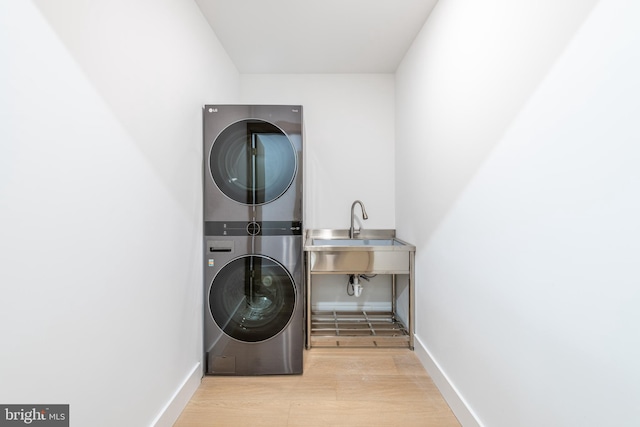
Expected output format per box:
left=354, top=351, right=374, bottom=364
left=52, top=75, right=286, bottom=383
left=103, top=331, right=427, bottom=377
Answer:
left=209, top=255, right=296, bottom=342
left=209, top=119, right=297, bottom=205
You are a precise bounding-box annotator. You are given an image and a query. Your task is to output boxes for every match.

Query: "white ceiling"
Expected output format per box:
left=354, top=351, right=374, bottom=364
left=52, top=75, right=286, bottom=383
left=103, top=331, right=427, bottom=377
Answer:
left=194, top=0, right=439, bottom=74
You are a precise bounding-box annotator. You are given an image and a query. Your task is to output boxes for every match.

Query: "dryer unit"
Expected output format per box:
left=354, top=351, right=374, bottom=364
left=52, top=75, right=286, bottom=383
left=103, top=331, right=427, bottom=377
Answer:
left=203, top=105, right=303, bottom=225
left=204, top=234, right=304, bottom=375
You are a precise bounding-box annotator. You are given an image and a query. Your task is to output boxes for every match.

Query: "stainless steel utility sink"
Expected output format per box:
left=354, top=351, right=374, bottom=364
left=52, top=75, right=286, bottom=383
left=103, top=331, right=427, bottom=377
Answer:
left=304, top=228, right=417, bottom=350
left=305, top=229, right=415, bottom=274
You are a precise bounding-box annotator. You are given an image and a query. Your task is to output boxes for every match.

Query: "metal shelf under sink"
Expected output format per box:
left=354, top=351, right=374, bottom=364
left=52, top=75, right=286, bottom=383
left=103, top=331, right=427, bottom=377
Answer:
left=310, top=310, right=411, bottom=348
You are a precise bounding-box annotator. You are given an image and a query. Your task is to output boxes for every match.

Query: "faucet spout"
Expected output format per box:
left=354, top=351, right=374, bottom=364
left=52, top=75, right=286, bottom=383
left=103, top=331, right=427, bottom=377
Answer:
left=349, top=200, right=369, bottom=238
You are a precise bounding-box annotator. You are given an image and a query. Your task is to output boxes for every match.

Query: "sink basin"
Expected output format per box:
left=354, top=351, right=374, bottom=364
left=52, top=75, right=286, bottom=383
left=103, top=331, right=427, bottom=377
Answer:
left=305, top=229, right=415, bottom=274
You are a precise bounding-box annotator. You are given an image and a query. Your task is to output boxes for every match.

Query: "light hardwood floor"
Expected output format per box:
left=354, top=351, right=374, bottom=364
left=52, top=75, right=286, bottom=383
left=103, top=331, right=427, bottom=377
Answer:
left=174, top=348, right=460, bottom=427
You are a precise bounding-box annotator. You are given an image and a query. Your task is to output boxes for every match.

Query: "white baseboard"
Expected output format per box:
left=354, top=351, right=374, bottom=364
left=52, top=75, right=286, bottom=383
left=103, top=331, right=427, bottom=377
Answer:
left=312, top=302, right=392, bottom=311
left=152, top=362, right=202, bottom=427
left=413, top=335, right=483, bottom=427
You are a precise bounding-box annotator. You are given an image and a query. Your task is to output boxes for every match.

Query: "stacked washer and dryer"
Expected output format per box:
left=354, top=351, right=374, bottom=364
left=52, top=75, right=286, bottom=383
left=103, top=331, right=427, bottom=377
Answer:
left=203, top=105, right=304, bottom=375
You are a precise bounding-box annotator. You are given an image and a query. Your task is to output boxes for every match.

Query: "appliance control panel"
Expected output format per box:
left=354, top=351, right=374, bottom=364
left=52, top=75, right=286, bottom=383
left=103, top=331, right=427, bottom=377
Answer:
left=204, top=221, right=302, bottom=236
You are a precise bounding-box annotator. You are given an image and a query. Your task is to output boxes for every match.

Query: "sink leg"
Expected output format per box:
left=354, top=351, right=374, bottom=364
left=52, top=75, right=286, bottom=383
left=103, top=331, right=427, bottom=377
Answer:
left=305, top=251, right=312, bottom=349
left=392, top=274, right=397, bottom=319
left=409, top=251, right=415, bottom=350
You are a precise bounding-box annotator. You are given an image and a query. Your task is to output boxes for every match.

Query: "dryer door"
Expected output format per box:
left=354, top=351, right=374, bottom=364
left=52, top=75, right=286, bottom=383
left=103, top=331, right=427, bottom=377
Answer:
left=209, top=119, right=297, bottom=206
left=209, top=255, right=296, bottom=342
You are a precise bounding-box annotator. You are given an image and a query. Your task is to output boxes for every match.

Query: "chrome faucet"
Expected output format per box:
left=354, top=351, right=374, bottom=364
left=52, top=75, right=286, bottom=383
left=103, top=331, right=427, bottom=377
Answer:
left=349, top=200, right=369, bottom=238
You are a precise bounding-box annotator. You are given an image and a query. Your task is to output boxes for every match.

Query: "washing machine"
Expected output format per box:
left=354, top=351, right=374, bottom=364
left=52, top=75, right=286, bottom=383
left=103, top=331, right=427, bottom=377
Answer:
left=203, top=234, right=304, bottom=375
left=203, top=104, right=303, bottom=225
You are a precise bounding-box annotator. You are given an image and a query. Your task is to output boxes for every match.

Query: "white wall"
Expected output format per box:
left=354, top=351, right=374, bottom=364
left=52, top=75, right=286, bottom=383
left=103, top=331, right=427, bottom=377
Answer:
left=396, top=0, right=640, bottom=425
left=0, top=2, right=238, bottom=426
left=240, top=74, right=396, bottom=309
left=240, top=74, right=395, bottom=230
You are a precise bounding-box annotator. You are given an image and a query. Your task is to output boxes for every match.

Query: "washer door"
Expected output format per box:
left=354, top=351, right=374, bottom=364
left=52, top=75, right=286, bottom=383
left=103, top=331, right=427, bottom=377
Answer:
left=209, top=119, right=297, bottom=205
left=209, top=255, right=296, bottom=342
